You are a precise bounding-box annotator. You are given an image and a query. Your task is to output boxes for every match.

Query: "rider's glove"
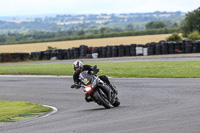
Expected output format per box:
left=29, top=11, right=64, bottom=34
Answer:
left=92, top=65, right=99, bottom=74
left=94, top=68, right=99, bottom=74
left=71, top=84, right=81, bottom=89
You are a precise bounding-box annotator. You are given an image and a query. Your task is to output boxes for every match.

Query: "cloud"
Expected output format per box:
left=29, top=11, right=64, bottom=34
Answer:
left=0, top=0, right=199, bottom=16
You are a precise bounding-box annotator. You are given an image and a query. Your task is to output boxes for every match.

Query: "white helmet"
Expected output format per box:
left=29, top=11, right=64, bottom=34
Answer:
left=73, top=60, right=83, bottom=73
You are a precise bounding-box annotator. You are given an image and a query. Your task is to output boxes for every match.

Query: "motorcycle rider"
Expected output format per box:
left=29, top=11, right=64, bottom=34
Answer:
left=71, top=60, right=117, bottom=102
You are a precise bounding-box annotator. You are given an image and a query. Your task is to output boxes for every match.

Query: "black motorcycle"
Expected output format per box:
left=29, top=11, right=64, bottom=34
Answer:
left=72, top=66, right=120, bottom=109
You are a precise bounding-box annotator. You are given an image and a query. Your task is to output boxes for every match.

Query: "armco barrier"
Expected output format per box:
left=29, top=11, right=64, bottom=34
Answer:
left=1, top=40, right=200, bottom=63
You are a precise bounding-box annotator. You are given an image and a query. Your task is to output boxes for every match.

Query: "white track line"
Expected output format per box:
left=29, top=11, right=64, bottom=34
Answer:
left=42, top=105, right=58, bottom=118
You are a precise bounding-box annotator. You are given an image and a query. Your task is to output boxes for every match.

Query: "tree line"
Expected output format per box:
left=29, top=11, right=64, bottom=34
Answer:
left=0, top=28, right=180, bottom=45
left=0, top=7, right=200, bottom=45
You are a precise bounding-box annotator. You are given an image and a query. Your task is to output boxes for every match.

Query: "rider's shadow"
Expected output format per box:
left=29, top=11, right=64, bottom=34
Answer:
left=78, top=105, right=126, bottom=112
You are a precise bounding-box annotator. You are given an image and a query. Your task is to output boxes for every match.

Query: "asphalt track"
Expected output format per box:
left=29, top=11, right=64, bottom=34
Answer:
left=0, top=76, right=200, bottom=133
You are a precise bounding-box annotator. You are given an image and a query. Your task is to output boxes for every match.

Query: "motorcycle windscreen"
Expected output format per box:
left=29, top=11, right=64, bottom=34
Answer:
left=79, top=71, right=92, bottom=85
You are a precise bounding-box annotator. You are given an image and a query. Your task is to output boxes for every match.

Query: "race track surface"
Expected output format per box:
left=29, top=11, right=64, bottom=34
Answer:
left=0, top=76, right=200, bottom=133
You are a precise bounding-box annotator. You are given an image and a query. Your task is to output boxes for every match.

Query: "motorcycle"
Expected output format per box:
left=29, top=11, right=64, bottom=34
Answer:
left=72, top=66, right=120, bottom=109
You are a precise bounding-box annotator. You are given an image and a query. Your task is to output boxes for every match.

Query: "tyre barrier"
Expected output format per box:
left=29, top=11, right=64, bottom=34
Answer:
left=125, top=45, right=131, bottom=56
left=0, top=53, right=30, bottom=62
left=30, top=52, right=40, bottom=60
left=136, top=45, right=144, bottom=56
left=130, top=44, right=136, bottom=56
left=80, top=45, right=88, bottom=58
left=162, top=42, right=169, bottom=55
left=156, top=42, right=162, bottom=55
left=175, top=42, right=181, bottom=54
left=107, top=46, right=112, bottom=57
left=112, top=46, right=118, bottom=57
left=169, top=42, right=175, bottom=54
left=147, top=42, right=156, bottom=55
left=118, top=45, right=125, bottom=57
left=102, top=47, right=107, bottom=58
left=1, top=40, right=200, bottom=63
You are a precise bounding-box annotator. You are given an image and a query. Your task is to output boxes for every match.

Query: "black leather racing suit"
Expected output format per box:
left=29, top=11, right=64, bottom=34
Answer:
left=73, top=65, right=111, bottom=85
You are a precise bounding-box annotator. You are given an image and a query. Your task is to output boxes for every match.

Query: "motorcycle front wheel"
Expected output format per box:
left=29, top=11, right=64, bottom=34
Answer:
left=93, top=90, right=112, bottom=109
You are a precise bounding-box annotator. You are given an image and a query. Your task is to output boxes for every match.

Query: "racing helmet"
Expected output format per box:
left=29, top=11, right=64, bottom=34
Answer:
left=73, top=60, right=83, bottom=73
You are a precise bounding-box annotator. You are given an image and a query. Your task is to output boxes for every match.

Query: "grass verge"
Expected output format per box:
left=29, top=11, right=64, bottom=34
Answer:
left=0, top=101, right=51, bottom=121
left=0, top=61, right=200, bottom=78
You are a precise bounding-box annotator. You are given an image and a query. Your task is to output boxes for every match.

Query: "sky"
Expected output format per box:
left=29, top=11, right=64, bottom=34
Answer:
left=0, top=0, right=200, bottom=17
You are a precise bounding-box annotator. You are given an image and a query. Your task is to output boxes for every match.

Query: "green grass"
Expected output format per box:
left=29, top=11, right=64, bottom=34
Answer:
left=0, top=101, right=51, bottom=121
left=1, top=61, right=200, bottom=78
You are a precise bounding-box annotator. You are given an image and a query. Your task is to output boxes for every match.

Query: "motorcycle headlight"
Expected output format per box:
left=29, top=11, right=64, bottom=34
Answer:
left=84, top=86, right=92, bottom=92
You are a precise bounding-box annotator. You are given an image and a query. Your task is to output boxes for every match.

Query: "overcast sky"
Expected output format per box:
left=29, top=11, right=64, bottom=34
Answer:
left=0, top=0, right=199, bottom=17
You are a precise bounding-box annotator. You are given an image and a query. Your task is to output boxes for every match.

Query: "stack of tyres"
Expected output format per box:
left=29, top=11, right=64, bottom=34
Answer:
left=102, top=47, right=107, bottom=58
left=39, top=51, right=45, bottom=60
left=130, top=44, right=136, bottom=56
left=92, top=47, right=98, bottom=54
left=86, top=54, right=92, bottom=58
left=66, top=49, right=71, bottom=59
left=181, top=40, right=186, bottom=53
left=185, top=40, right=193, bottom=53
left=10, top=53, right=20, bottom=62
left=63, top=50, right=68, bottom=59
left=168, top=42, right=175, bottom=54
left=147, top=42, right=156, bottom=55
left=197, top=41, right=200, bottom=52
left=98, top=47, right=103, bottom=58
left=118, top=45, right=125, bottom=57
left=80, top=45, right=88, bottom=58
left=57, top=49, right=66, bottom=60
left=70, top=48, right=74, bottom=59
left=156, top=43, right=162, bottom=55
left=1, top=53, right=12, bottom=62
left=143, top=45, right=148, bottom=56
left=162, top=42, right=169, bottom=54
left=112, top=46, right=118, bottom=57
left=30, top=52, right=40, bottom=60
left=125, top=45, right=131, bottom=56
left=136, top=44, right=143, bottom=56
left=175, top=42, right=182, bottom=54
left=51, top=50, right=57, bottom=59
left=106, top=46, right=112, bottom=57
left=86, top=46, right=92, bottom=59
left=73, top=48, right=80, bottom=59
left=91, top=47, right=99, bottom=59
left=88, top=46, right=93, bottom=54
left=44, top=50, right=52, bottom=60
left=192, top=41, right=199, bottom=53
left=19, top=53, right=29, bottom=61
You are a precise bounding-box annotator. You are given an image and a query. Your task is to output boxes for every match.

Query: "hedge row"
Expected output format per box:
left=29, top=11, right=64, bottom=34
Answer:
left=0, top=40, right=200, bottom=62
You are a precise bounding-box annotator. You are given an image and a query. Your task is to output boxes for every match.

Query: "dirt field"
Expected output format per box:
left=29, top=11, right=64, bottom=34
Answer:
left=0, top=34, right=171, bottom=53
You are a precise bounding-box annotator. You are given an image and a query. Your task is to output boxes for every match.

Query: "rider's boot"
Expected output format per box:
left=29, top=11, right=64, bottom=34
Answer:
left=110, top=84, right=118, bottom=95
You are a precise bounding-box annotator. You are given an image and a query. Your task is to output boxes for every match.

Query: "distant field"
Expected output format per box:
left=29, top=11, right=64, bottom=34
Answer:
left=0, top=34, right=171, bottom=53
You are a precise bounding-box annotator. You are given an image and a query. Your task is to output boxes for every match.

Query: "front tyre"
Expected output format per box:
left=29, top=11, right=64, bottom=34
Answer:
left=93, top=90, right=112, bottom=109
